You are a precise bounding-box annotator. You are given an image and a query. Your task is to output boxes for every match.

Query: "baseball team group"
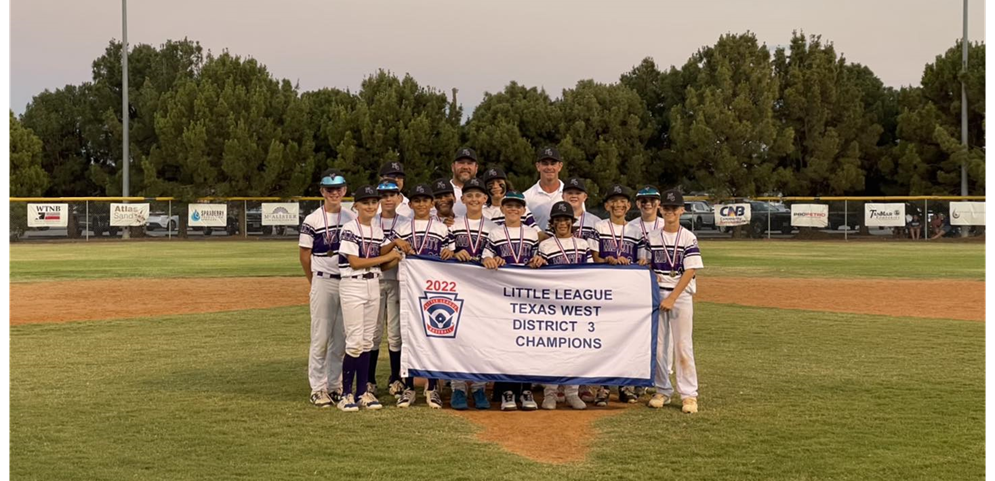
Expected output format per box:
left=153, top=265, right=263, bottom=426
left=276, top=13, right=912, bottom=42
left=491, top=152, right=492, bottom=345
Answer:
left=298, top=146, right=702, bottom=414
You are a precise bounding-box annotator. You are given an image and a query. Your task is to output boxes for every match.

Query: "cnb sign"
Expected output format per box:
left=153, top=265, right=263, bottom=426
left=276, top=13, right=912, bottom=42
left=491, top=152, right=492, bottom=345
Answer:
left=716, top=203, right=751, bottom=227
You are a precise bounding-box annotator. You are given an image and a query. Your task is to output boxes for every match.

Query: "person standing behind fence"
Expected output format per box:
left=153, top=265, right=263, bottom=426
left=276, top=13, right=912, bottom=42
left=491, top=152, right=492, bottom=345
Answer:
left=646, top=188, right=702, bottom=414
left=336, top=185, right=403, bottom=412
left=299, top=170, right=354, bottom=408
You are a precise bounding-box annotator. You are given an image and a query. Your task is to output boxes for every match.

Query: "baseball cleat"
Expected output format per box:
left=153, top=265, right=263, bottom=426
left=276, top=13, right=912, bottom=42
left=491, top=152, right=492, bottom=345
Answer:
left=580, top=388, right=596, bottom=403
left=337, top=393, right=359, bottom=412
left=682, top=397, right=698, bottom=414
left=565, top=394, right=587, bottom=410
left=310, top=391, right=332, bottom=408
left=472, top=388, right=491, bottom=410
left=450, top=389, right=469, bottom=410
left=619, top=386, right=639, bottom=404
left=634, top=386, right=646, bottom=398
left=500, top=391, right=517, bottom=411
left=366, top=382, right=377, bottom=396
left=396, top=389, right=416, bottom=408
left=542, top=393, right=557, bottom=410
left=359, top=391, right=382, bottom=410
left=594, top=387, right=610, bottom=407
left=389, top=380, right=405, bottom=398
left=329, top=390, right=342, bottom=404
left=520, top=390, right=538, bottom=411
left=556, top=390, right=566, bottom=404
left=426, top=390, right=443, bottom=409
left=648, top=393, right=669, bottom=409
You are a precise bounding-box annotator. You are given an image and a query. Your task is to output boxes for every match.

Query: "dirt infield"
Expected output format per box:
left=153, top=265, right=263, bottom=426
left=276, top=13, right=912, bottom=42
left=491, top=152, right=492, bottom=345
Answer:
left=10, top=275, right=984, bottom=325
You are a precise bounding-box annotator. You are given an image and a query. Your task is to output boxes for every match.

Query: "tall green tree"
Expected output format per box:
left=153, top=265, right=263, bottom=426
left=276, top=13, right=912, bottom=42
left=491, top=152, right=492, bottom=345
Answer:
left=771, top=33, right=881, bottom=196
left=142, top=51, right=315, bottom=200
left=463, top=81, right=560, bottom=191
left=322, top=70, right=460, bottom=188
left=884, top=41, right=985, bottom=195
left=10, top=111, right=49, bottom=196
left=556, top=80, right=654, bottom=199
left=670, top=32, right=794, bottom=199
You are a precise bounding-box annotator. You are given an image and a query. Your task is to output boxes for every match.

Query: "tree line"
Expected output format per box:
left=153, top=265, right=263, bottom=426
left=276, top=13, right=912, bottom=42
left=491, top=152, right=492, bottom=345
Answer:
left=9, top=32, right=986, bottom=204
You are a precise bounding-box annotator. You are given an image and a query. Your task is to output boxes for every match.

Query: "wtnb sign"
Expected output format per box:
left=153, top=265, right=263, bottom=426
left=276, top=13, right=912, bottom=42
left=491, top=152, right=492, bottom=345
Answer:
left=398, top=257, right=659, bottom=386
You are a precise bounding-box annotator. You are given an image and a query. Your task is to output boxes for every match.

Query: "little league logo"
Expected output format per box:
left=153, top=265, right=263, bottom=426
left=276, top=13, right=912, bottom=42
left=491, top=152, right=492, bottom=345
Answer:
left=419, top=291, right=464, bottom=339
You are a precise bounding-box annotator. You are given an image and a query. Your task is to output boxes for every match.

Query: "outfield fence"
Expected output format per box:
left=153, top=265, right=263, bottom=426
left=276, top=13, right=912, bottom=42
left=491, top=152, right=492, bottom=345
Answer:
left=8, top=196, right=986, bottom=242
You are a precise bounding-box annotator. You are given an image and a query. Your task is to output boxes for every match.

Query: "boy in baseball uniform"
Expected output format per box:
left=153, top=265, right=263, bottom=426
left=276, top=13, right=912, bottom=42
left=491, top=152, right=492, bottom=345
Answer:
left=627, top=185, right=669, bottom=401
left=481, top=167, right=538, bottom=228
left=378, top=161, right=412, bottom=218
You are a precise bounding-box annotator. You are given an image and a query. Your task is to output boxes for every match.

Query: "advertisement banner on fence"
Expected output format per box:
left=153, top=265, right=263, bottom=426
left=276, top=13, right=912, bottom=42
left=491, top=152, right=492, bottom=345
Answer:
left=188, top=203, right=228, bottom=227
left=261, top=203, right=299, bottom=226
left=949, top=202, right=985, bottom=226
left=790, top=204, right=829, bottom=228
left=864, top=203, right=905, bottom=227
left=398, top=257, right=659, bottom=386
left=109, top=203, right=150, bottom=227
left=27, top=203, right=69, bottom=228
left=715, top=203, right=752, bottom=227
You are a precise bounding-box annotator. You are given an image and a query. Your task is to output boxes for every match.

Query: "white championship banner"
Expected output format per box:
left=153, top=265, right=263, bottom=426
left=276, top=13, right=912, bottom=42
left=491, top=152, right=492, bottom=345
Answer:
left=188, top=203, right=228, bottom=227
left=864, top=203, right=905, bottom=227
left=110, top=203, right=150, bottom=227
left=27, top=203, right=69, bottom=228
left=399, top=257, right=659, bottom=386
left=949, top=202, right=985, bottom=226
left=716, top=203, right=752, bottom=227
left=790, top=204, right=829, bottom=228
left=261, top=202, right=299, bottom=226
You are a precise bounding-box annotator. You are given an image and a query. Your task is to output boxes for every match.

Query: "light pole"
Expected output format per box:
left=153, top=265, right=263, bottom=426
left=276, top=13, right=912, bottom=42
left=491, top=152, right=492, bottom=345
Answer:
left=121, top=0, right=130, bottom=239
left=960, top=0, right=969, bottom=236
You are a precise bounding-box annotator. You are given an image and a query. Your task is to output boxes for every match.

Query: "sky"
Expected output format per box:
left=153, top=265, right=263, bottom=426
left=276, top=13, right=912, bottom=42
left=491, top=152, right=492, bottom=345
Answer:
left=9, top=0, right=987, bottom=116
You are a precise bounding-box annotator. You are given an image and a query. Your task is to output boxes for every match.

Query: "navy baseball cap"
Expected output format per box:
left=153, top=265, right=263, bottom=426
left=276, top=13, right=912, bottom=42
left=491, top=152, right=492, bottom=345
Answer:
left=482, top=167, right=507, bottom=184
left=549, top=201, right=576, bottom=221
left=379, top=161, right=404, bottom=178
left=605, top=184, right=631, bottom=201
left=319, top=169, right=347, bottom=188
left=353, top=185, right=379, bottom=202
left=461, top=177, right=487, bottom=195
left=432, top=178, right=455, bottom=196
left=564, top=177, right=586, bottom=193
left=453, top=147, right=478, bottom=163
left=376, top=180, right=400, bottom=193
left=536, top=146, right=562, bottom=163
left=501, top=191, right=527, bottom=206
left=660, top=188, right=684, bottom=207
left=636, top=185, right=661, bottom=199
left=409, top=183, right=435, bottom=200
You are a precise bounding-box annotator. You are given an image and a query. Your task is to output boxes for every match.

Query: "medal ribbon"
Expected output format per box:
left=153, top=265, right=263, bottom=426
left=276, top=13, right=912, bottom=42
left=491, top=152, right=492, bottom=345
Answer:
left=664, top=227, right=683, bottom=275
left=464, top=217, right=485, bottom=256
left=553, top=235, right=580, bottom=264
left=639, top=218, right=660, bottom=241
left=573, top=213, right=586, bottom=239
left=380, top=215, right=398, bottom=239
left=354, top=220, right=376, bottom=258
left=322, top=209, right=341, bottom=246
left=503, top=225, right=525, bottom=265
left=607, top=221, right=625, bottom=258
left=415, top=218, right=435, bottom=255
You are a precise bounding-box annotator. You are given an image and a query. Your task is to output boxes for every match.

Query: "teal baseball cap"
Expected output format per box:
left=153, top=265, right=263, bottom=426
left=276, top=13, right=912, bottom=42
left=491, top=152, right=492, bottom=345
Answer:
left=376, top=180, right=400, bottom=193
left=501, top=191, right=527, bottom=206
left=319, top=170, right=347, bottom=188
left=636, top=185, right=661, bottom=199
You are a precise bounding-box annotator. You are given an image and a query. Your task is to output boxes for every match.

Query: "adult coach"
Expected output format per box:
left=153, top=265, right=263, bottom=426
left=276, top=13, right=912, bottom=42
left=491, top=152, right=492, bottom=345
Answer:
left=524, top=146, right=564, bottom=231
left=450, top=147, right=479, bottom=217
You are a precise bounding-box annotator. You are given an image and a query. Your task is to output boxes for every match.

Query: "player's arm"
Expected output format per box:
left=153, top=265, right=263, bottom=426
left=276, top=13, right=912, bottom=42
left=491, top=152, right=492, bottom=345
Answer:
left=348, top=251, right=402, bottom=270
left=661, top=268, right=696, bottom=311
left=299, top=247, right=313, bottom=285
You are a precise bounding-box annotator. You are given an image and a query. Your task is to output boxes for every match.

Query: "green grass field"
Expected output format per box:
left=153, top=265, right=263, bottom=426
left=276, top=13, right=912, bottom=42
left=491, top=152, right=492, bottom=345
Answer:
left=9, top=241, right=986, bottom=480
left=10, top=240, right=985, bottom=282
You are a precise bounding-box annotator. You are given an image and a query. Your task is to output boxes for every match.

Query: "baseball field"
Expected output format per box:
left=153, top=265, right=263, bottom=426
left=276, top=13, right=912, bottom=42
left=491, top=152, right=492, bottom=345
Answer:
left=9, top=240, right=985, bottom=480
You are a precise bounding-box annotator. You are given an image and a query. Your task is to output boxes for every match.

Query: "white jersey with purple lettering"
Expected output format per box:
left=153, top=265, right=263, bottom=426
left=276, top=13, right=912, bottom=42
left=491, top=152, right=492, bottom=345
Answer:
left=537, top=235, right=593, bottom=265
left=374, top=213, right=409, bottom=281
left=593, top=218, right=643, bottom=262
left=450, top=215, right=496, bottom=260
left=394, top=217, right=454, bottom=258
left=484, top=204, right=537, bottom=228
left=647, top=227, right=704, bottom=295
left=338, top=220, right=390, bottom=277
left=299, top=207, right=357, bottom=276
left=544, top=211, right=601, bottom=251
left=482, top=224, right=540, bottom=266
left=627, top=216, right=663, bottom=260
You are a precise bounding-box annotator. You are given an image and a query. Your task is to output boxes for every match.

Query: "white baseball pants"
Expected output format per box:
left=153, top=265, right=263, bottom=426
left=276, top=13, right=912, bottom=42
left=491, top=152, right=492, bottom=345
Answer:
left=308, top=275, right=345, bottom=393
left=654, top=292, right=698, bottom=399
left=340, top=277, right=381, bottom=357
left=373, top=279, right=402, bottom=352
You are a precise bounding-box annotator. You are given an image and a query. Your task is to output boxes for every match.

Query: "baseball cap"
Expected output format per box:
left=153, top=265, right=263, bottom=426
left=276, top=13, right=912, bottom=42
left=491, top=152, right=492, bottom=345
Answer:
left=461, top=177, right=487, bottom=195
left=536, top=146, right=562, bottom=163
left=378, top=161, right=405, bottom=178
left=549, top=201, right=576, bottom=221
left=604, top=184, right=631, bottom=201
left=376, top=180, right=400, bottom=193
left=409, top=183, right=435, bottom=200
left=660, top=188, right=684, bottom=207
left=432, top=178, right=455, bottom=196
left=635, top=185, right=661, bottom=199
left=353, top=185, right=380, bottom=202
left=453, top=147, right=478, bottom=163
left=564, top=177, right=587, bottom=193
left=501, top=191, right=527, bottom=206
left=319, top=169, right=347, bottom=188
left=482, top=167, right=507, bottom=184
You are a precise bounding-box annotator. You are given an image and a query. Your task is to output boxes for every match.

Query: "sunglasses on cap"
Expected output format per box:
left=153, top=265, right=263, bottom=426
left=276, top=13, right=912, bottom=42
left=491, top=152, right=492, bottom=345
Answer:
left=320, top=175, right=347, bottom=187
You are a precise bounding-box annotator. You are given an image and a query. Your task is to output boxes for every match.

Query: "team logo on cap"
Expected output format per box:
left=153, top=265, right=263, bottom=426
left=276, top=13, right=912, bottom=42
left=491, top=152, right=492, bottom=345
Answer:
left=613, top=186, right=622, bottom=194
left=462, top=149, right=471, bottom=157
left=416, top=186, right=428, bottom=195
left=391, top=162, right=401, bottom=171
left=420, top=289, right=464, bottom=339
left=666, top=192, right=677, bottom=202
left=487, top=169, right=497, bottom=177
left=544, top=148, right=553, bottom=156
